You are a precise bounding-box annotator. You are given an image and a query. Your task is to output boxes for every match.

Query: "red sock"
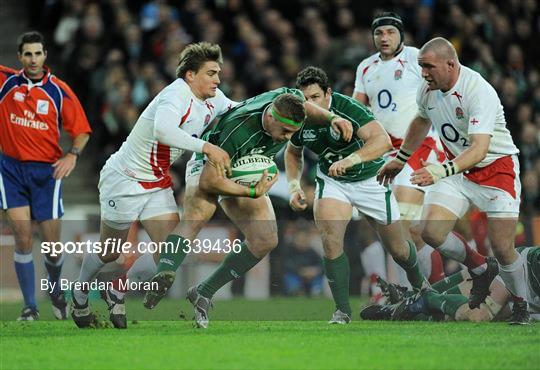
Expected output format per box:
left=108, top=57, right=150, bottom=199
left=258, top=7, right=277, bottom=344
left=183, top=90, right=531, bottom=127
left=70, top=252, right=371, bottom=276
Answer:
left=428, top=250, right=445, bottom=284
left=452, top=232, right=486, bottom=270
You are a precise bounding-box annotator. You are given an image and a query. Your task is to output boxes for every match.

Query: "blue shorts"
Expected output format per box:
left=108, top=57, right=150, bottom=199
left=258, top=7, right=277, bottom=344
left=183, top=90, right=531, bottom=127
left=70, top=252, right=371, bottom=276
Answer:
left=0, top=155, right=63, bottom=221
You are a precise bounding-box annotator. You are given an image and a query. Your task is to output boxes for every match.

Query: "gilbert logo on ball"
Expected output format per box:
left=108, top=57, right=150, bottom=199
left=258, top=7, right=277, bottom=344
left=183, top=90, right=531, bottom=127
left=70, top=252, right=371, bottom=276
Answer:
left=230, top=154, right=278, bottom=186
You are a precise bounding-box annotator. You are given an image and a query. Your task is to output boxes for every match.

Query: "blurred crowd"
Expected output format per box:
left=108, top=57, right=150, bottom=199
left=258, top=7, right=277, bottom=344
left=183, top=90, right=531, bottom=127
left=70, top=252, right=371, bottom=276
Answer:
left=26, top=0, right=539, bottom=213
left=19, top=0, right=540, bottom=290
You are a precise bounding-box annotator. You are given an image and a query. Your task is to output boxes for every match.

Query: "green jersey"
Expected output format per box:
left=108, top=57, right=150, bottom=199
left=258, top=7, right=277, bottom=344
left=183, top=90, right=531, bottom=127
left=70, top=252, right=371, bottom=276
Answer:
left=290, top=92, right=384, bottom=182
left=203, top=87, right=304, bottom=162
left=516, top=246, right=540, bottom=298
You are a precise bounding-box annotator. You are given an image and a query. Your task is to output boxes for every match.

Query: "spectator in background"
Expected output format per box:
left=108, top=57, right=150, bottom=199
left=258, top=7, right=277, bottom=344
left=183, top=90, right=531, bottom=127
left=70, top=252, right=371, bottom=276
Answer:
left=283, top=228, right=323, bottom=297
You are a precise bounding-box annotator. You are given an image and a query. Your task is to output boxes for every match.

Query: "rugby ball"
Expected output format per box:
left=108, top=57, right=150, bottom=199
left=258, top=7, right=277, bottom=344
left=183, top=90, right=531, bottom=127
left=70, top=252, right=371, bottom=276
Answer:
left=230, top=154, right=278, bottom=186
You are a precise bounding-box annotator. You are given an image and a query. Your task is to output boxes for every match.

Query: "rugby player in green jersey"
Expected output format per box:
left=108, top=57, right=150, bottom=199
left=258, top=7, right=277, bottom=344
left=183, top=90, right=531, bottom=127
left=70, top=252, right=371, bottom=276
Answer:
left=362, top=246, right=539, bottom=323
left=143, top=88, right=354, bottom=327
left=285, top=67, right=427, bottom=323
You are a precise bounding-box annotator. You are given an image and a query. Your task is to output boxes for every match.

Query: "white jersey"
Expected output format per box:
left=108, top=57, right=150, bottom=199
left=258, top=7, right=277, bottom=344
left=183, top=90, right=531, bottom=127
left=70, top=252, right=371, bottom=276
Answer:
left=106, top=78, right=234, bottom=186
left=354, top=46, right=423, bottom=141
left=417, top=66, right=519, bottom=168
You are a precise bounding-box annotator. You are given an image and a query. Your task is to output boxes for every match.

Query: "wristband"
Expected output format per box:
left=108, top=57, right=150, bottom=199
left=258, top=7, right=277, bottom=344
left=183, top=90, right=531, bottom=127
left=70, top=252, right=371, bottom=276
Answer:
left=288, top=179, right=301, bottom=194
left=69, top=147, right=81, bottom=157
left=346, top=152, right=363, bottom=165
left=395, top=148, right=411, bottom=164
left=443, top=161, right=459, bottom=177
left=327, top=112, right=337, bottom=122
left=425, top=161, right=460, bottom=183
left=249, top=185, right=256, bottom=198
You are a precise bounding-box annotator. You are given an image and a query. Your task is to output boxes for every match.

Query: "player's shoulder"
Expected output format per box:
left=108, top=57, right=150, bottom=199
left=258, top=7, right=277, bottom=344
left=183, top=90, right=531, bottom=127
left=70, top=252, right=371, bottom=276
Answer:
left=0, top=65, right=19, bottom=87
left=416, top=79, right=431, bottom=102
left=0, top=65, right=18, bottom=77
left=402, top=46, right=420, bottom=60
left=166, top=78, right=191, bottom=93
left=158, top=78, right=194, bottom=103
left=460, top=66, right=497, bottom=99
left=48, top=74, right=75, bottom=97
left=270, top=87, right=304, bottom=100
left=356, top=53, right=380, bottom=74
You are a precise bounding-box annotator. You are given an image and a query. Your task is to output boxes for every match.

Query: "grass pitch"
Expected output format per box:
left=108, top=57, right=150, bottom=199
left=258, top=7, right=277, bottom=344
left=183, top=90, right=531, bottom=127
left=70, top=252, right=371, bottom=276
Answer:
left=1, top=297, right=538, bottom=370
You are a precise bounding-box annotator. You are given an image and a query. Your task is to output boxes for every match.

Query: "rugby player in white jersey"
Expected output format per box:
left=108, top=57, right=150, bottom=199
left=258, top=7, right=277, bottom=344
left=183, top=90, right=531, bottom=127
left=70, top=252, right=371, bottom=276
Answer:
left=378, top=37, right=530, bottom=324
left=71, top=42, right=236, bottom=329
left=353, top=12, right=448, bottom=289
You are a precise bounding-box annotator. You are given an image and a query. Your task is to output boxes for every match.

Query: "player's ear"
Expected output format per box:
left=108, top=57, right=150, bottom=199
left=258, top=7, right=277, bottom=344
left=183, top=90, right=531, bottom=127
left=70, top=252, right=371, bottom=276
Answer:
left=326, top=87, right=332, bottom=96
left=185, top=70, right=195, bottom=83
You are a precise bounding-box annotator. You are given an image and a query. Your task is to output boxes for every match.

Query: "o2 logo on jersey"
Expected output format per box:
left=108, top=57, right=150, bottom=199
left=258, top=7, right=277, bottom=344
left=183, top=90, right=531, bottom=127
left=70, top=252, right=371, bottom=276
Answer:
left=441, top=123, right=469, bottom=147
left=377, top=90, right=397, bottom=112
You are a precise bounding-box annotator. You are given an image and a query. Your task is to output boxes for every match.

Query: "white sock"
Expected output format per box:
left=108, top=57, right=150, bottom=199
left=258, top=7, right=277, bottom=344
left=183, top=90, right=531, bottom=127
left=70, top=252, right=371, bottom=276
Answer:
left=438, top=232, right=466, bottom=263
left=498, top=251, right=528, bottom=300
left=74, top=253, right=105, bottom=305
left=417, top=245, right=434, bottom=280
left=361, top=241, right=387, bottom=296
left=127, top=253, right=157, bottom=283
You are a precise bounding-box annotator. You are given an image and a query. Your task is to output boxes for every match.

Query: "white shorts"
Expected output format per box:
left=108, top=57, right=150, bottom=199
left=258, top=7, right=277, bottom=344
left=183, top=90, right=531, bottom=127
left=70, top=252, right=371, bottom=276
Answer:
left=99, top=165, right=178, bottom=224
left=424, top=155, right=521, bottom=218
left=185, top=153, right=204, bottom=186
left=315, top=169, right=400, bottom=225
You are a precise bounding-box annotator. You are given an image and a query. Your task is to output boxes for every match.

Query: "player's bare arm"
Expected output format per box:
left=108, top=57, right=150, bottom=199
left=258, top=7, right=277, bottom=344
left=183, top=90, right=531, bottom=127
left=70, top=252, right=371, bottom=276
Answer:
left=199, top=161, right=278, bottom=197
left=284, top=143, right=307, bottom=211
left=52, top=133, right=90, bottom=179
left=411, top=133, right=491, bottom=186
left=304, top=101, right=353, bottom=142
left=377, top=115, right=431, bottom=185
left=328, top=120, right=392, bottom=177
left=353, top=91, right=369, bottom=106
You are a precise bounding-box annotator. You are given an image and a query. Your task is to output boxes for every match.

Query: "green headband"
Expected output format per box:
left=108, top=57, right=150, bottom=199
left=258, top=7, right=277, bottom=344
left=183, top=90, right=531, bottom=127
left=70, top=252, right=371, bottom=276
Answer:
left=271, top=107, right=304, bottom=127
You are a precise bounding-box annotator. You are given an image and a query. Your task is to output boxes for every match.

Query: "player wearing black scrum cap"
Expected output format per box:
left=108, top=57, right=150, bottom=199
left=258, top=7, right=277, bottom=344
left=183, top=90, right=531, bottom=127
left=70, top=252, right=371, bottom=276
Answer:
left=353, top=13, right=468, bottom=297
left=370, top=12, right=405, bottom=60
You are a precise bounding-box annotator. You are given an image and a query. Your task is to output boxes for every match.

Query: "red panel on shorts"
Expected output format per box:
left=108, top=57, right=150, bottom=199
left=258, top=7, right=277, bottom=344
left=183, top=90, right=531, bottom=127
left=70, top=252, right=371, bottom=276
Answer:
left=391, top=136, right=445, bottom=171
left=464, top=156, right=517, bottom=199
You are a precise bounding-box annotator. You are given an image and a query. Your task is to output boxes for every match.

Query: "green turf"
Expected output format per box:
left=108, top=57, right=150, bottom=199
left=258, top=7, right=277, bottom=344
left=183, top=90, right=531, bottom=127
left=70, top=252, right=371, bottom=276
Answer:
left=1, top=298, right=539, bottom=370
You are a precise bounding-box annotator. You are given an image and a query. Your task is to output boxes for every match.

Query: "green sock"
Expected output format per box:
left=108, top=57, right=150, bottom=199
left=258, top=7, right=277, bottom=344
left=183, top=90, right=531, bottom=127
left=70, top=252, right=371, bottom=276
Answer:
left=443, top=286, right=462, bottom=295
left=156, top=234, right=189, bottom=273
left=323, top=253, right=351, bottom=316
left=432, top=271, right=465, bottom=293
left=425, top=291, right=468, bottom=318
left=198, top=242, right=260, bottom=299
left=395, top=240, right=425, bottom=290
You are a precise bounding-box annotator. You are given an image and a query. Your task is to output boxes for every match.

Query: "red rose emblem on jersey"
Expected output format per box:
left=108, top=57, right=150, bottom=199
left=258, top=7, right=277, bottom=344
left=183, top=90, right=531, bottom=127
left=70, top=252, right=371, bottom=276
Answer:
left=455, top=107, right=464, bottom=120
left=394, top=70, right=403, bottom=80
